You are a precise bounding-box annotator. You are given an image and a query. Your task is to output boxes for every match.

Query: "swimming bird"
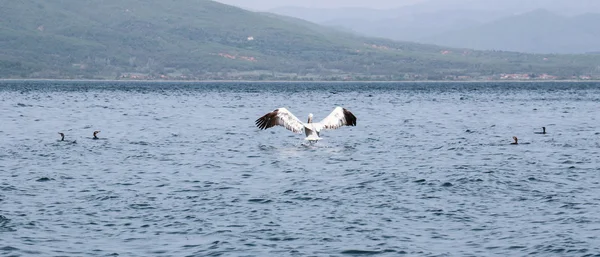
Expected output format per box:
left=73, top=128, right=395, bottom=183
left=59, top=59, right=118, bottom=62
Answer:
left=511, top=136, right=518, bottom=145
left=534, top=127, right=547, bottom=134
left=58, top=132, right=77, bottom=144
left=256, top=106, right=357, bottom=142
left=93, top=131, right=100, bottom=140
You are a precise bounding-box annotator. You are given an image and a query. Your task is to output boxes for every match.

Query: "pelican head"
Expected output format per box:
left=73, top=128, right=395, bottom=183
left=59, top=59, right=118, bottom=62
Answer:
left=308, top=113, right=313, bottom=123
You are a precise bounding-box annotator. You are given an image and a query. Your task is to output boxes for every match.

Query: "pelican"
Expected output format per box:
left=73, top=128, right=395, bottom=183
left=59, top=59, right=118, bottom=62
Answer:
left=255, top=106, right=357, bottom=142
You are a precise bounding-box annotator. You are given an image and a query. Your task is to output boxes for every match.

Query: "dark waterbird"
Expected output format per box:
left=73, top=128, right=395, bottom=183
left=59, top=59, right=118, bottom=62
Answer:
left=534, top=127, right=547, bottom=134
left=510, top=136, right=531, bottom=145
left=93, top=130, right=101, bottom=140
left=58, top=132, right=77, bottom=144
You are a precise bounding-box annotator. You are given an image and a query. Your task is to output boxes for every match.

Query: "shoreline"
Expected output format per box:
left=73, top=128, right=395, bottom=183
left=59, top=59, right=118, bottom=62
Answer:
left=1, top=78, right=600, bottom=83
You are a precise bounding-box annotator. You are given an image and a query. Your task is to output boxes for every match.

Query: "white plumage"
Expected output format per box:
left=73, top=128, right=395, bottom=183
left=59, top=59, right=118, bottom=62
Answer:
left=255, top=106, right=357, bottom=142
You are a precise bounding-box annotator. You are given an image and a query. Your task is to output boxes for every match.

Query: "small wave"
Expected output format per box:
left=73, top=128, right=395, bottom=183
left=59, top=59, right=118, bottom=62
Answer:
left=0, top=215, right=15, bottom=233
left=341, top=249, right=398, bottom=255
left=129, top=141, right=150, bottom=146
left=248, top=198, right=272, bottom=204
left=129, top=203, right=155, bottom=210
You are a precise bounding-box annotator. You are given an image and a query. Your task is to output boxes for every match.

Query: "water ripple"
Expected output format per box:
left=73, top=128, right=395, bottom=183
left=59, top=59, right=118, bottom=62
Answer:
left=1, top=81, right=600, bottom=256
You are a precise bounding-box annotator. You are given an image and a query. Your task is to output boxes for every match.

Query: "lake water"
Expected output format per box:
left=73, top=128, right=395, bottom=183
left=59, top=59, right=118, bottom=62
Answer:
left=1, top=81, right=600, bottom=256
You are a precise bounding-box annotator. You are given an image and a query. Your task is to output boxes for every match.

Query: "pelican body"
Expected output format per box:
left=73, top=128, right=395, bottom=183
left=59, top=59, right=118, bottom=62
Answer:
left=256, top=107, right=357, bottom=142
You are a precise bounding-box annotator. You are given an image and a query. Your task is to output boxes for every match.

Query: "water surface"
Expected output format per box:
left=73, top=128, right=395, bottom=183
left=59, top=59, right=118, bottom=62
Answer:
left=1, top=81, right=600, bottom=256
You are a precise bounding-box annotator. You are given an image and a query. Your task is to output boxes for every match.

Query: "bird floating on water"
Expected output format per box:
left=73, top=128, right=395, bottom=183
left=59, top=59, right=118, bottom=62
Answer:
left=534, top=127, right=547, bottom=134
left=510, top=136, right=531, bottom=145
left=255, top=106, right=357, bottom=142
left=93, top=131, right=101, bottom=140
left=58, top=132, right=76, bottom=144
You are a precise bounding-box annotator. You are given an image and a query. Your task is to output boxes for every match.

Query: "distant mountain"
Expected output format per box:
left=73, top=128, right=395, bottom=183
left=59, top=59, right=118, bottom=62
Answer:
left=268, top=0, right=600, bottom=25
left=1, top=0, right=599, bottom=80
left=422, top=10, right=600, bottom=54
left=321, top=9, right=508, bottom=42
left=267, top=0, right=600, bottom=54
left=378, top=0, right=600, bottom=16
left=267, top=6, right=397, bottom=23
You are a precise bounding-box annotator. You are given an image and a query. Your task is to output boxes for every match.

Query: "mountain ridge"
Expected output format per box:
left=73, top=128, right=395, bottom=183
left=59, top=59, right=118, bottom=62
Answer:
left=268, top=2, right=600, bottom=54
left=422, top=9, right=600, bottom=54
left=0, top=0, right=599, bottom=81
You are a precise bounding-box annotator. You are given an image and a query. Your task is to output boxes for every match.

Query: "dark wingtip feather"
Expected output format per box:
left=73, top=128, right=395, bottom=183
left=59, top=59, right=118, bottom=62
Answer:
left=343, top=108, right=357, bottom=126
left=255, top=116, right=268, bottom=130
left=255, top=109, right=279, bottom=130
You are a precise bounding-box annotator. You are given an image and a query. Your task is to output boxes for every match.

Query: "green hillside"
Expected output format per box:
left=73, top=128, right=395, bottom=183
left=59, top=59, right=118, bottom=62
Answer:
left=1, top=0, right=599, bottom=80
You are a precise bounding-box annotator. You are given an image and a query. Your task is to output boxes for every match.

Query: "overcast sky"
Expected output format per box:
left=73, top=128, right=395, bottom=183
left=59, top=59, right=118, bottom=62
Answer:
left=214, top=0, right=424, bottom=10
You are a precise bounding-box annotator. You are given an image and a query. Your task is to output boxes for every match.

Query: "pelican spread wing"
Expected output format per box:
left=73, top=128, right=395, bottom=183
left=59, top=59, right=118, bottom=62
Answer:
left=316, top=107, right=357, bottom=130
left=255, top=108, right=305, bottom=134
left=256, top=106, right=357, bottom=142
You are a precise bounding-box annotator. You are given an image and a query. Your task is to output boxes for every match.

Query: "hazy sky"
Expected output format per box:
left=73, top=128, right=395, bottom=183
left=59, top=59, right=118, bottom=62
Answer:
left=214, top=0, right=424, bottom=10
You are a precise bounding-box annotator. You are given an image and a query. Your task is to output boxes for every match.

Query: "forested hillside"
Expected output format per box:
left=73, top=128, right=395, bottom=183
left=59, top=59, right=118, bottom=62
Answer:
left=1, top=0, right=599, bottom=80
